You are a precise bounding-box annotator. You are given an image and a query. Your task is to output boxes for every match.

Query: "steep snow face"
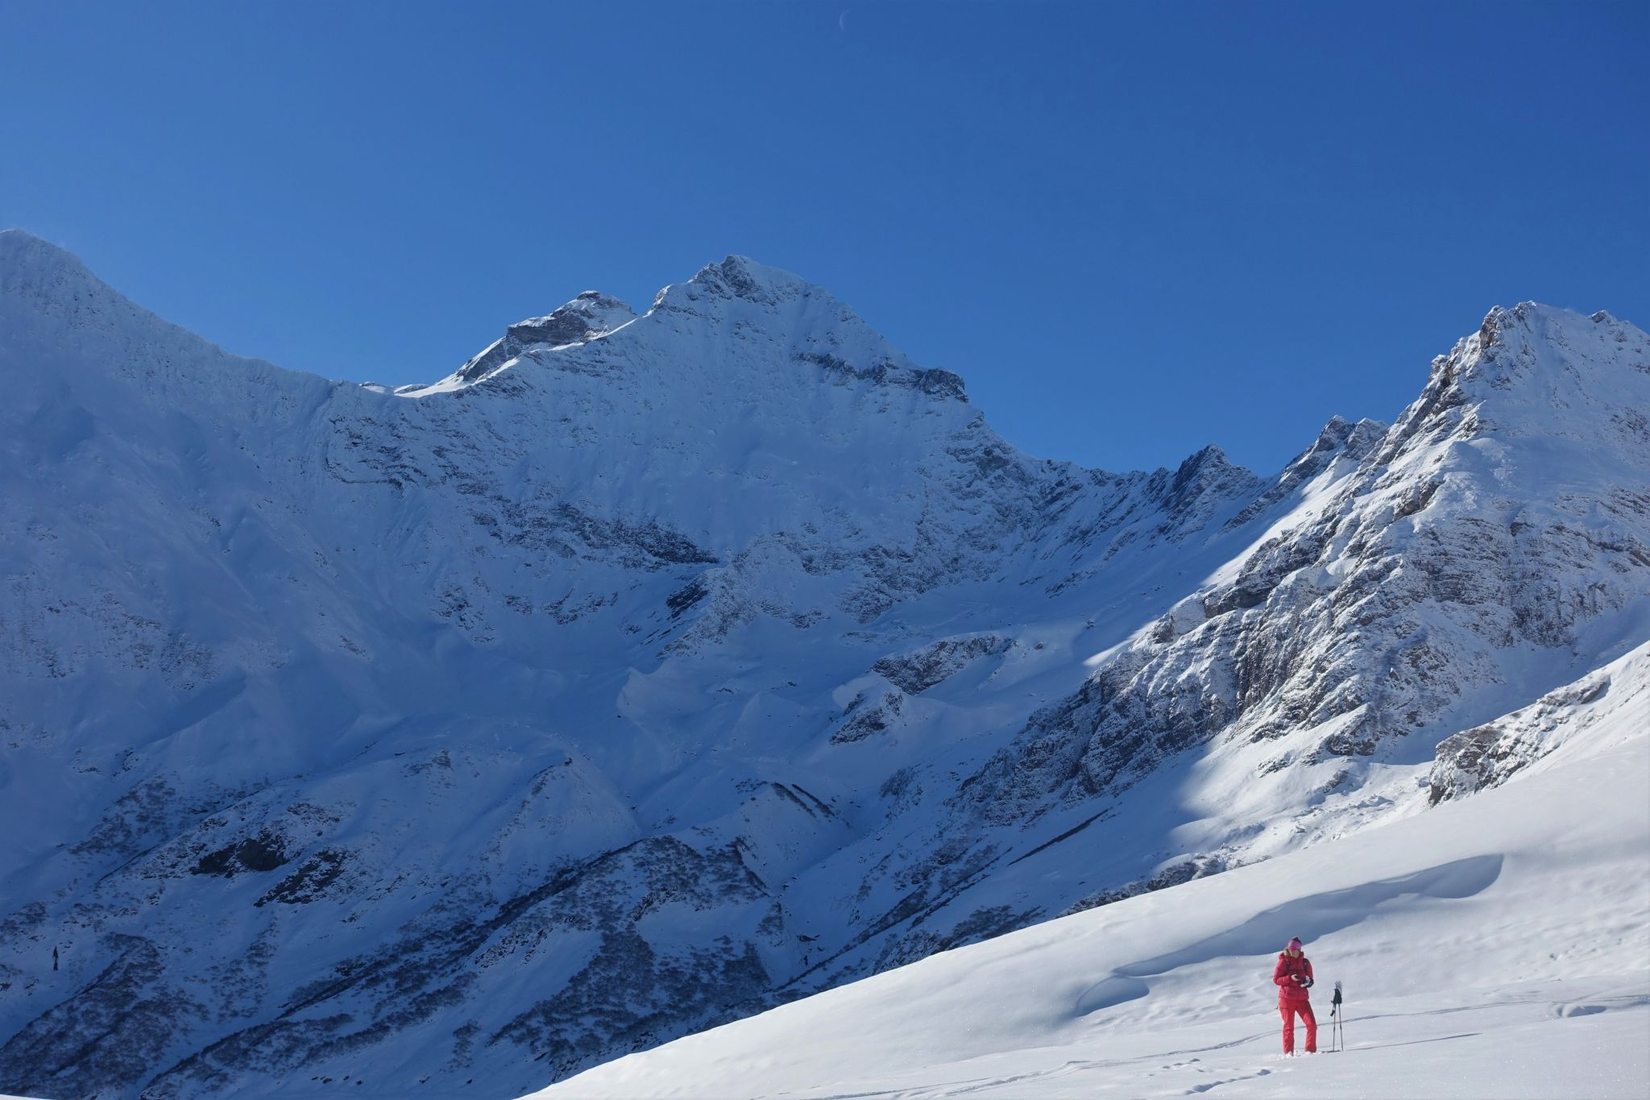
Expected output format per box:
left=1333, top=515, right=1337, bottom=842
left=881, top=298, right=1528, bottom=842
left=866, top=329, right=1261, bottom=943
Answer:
left=0, top=228, right=1645, bottom=1098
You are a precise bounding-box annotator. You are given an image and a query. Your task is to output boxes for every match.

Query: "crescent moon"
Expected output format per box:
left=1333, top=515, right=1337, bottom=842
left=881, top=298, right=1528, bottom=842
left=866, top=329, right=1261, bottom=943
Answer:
left=838, top=9, right=849, bottom=31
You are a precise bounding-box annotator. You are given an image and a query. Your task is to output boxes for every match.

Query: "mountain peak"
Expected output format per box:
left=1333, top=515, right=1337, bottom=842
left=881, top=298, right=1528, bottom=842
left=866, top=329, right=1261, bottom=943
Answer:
left=651, top=255, right=821, bottom=313
left=1368, top=301, right=1650, bottom=474
left=0, top=229, right=105, bottom=306
left=1154, top=443, right=1261, bottom=524
left=450, top=291, right=638, bottom=384
left=1472, top=300, right=1642, bottom=357
left=1453, top=301, right=1647, bottom=394
left=692, top=255, right=809, bottom=302
left=1311, top=414, right=1384, bottom=458
left=402, top=255, right=970, bottom=407
left=0, top=227, right=70, bottom=262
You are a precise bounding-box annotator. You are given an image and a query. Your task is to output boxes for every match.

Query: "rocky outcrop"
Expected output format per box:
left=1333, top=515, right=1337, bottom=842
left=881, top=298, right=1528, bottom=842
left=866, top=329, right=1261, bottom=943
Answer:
left=1428, top=675, right=1612, bottom=804
left=957, top=306, right=1650, bottom=835
left=454, top=292, right=637, bottom=384
left=871, top=634, right=1011, bottom=695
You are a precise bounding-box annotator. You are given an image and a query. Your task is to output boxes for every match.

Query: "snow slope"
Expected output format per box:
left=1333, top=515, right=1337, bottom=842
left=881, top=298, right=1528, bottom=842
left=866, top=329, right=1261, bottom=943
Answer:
left=1, top=228, right=1647, bottom=1097
left=544, top=642, right=1650, bottom=1099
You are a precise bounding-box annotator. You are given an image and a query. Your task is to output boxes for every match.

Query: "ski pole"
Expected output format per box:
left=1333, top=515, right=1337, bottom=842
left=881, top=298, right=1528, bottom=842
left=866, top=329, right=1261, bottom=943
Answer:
left=1331, top=981, right=1343, bottom=1051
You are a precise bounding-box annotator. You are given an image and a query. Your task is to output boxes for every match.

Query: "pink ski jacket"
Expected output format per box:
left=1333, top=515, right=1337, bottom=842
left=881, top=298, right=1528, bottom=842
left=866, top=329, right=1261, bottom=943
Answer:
left=1273, top=951, right=1314, bottom=1006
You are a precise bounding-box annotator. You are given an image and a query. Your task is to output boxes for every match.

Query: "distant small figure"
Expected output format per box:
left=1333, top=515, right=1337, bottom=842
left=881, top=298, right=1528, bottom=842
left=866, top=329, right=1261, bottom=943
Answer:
left=52, top=946, right=59, bottom=972
left=1273, top=935, right=1317, bottom=1054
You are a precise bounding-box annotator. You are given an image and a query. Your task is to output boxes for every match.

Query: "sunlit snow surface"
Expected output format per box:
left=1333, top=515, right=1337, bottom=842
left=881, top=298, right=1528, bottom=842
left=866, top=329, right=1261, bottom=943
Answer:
left=541, top=643, right=1650, bottom=1099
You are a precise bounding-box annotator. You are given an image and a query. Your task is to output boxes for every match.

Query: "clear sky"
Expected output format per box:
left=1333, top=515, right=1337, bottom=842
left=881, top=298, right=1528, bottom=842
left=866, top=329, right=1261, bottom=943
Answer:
left=2, top=1, right=1645, bottom=475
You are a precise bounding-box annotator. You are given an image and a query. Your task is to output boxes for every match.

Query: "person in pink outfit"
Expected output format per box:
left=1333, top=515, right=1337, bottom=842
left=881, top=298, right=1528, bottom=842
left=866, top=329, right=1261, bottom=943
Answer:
left=1273, top=936, right=1317, bottom=1054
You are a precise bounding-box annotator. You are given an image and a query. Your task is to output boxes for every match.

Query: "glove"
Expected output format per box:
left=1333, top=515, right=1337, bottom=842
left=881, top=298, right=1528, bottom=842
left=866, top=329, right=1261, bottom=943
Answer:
left=1296, top=976, right=1314, bottom=988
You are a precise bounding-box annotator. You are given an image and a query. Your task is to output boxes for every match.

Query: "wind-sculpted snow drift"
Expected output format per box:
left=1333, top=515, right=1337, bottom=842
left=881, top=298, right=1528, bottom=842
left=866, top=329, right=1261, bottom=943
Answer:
left=0, top=228, right=1646, bottom=1098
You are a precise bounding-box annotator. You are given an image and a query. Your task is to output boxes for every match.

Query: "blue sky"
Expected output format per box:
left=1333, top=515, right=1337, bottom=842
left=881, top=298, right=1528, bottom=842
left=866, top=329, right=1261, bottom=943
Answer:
left=2, top=1, right=1645, bottom=474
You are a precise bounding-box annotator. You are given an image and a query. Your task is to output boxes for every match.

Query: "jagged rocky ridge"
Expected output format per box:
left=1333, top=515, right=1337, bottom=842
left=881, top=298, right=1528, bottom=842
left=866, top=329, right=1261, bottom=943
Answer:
left=0, top=230, right=1646, bottom=1098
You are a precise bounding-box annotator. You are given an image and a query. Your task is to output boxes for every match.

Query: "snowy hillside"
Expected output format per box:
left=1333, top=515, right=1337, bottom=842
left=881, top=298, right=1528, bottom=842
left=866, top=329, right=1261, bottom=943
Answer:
left=544, top=642, right=1650, bottom=1099
left=1, top=227, right=1646, bottom=1098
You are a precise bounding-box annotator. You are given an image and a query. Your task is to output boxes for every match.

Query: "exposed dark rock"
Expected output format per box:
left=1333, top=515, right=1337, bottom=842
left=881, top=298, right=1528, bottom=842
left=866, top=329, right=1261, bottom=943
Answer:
left=1061, top=855, right=1228, bottom=915
left=255, top=849, right=349, bottom=906
left=193, top=831, right=290, bottom=877
left=1149, top=446, right=1261, bottom=535
left=456, top=294, right=634, bottom=383
left=487, top=500, right=718, bottom=570
left=795, top=352, right=968, bottom=402
left=872, top=634, right=1010, bottom=695
left=831, top=691, right=905, bottom=744
left=1428, top=677, right=1610, bottom=804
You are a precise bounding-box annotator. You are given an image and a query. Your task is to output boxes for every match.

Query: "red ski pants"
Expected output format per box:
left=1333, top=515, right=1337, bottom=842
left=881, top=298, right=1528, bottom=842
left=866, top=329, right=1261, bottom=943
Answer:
left=1280, top=1002, right=1317, bottom=1053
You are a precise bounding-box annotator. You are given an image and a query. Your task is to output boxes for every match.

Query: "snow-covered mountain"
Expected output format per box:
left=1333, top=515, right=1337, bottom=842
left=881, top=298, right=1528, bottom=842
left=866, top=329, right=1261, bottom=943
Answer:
left=0, top=228, right=1645, bottom=1098
left=544, top=640, right=1650, bottom=1099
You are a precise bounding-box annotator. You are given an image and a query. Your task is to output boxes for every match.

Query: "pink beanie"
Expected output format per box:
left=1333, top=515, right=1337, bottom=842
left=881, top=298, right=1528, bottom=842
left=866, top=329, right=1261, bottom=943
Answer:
left=1287, top=937, right=1303, bottom=951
